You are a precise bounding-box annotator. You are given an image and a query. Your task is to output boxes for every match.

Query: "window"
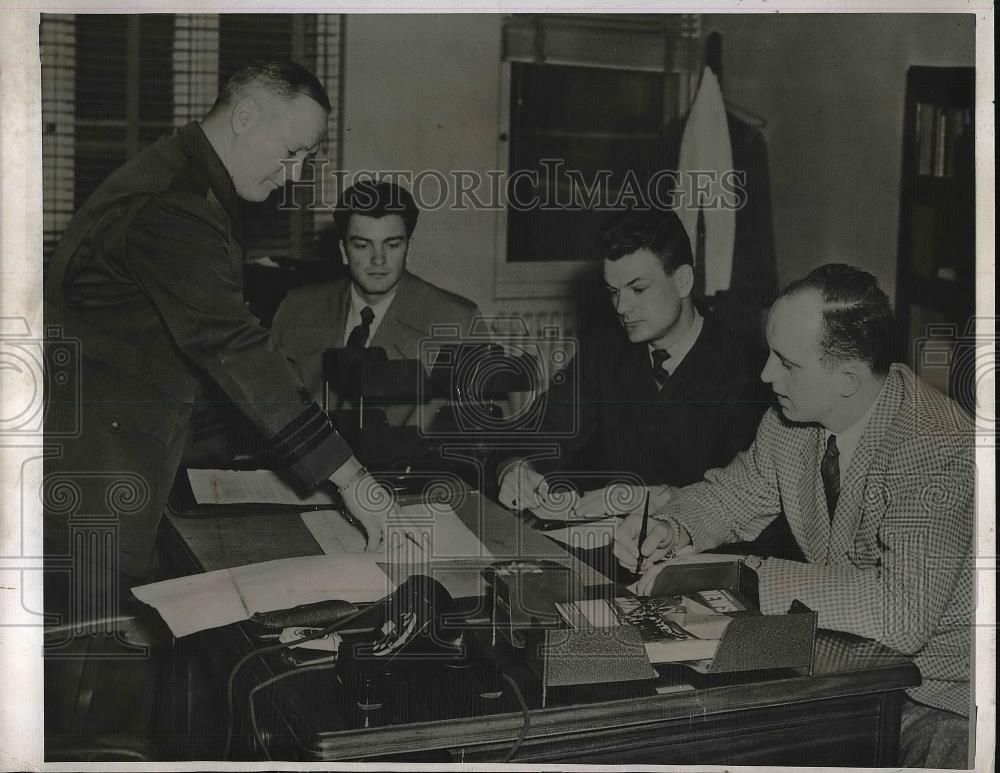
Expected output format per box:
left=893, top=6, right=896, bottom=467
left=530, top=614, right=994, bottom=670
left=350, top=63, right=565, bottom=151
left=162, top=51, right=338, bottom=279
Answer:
left=73, top=15, right=175, bottom=209
left=496, top=14, right=700, bottom=298
left=40, top=13, right=342, bottom=264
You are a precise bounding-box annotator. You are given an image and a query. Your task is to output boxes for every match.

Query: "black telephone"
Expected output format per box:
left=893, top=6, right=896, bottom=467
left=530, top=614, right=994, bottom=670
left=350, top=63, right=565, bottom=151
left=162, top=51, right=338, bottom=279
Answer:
left=334, top=575, right=499, bottom=725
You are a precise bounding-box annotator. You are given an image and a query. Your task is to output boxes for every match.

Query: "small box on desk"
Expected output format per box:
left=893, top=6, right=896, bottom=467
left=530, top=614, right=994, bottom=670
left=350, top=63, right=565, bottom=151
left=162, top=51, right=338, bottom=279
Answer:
left=644, top=557, right=817, bottom=676
left=482, top=557, right=817, bottom=707
left=528, top=625, right=659, bottom=706
left=483, top=560, right=659, bottom=706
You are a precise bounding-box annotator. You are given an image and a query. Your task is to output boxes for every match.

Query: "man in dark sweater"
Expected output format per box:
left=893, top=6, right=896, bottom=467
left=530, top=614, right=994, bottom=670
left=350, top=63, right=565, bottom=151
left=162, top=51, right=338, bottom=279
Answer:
left=498, top=209, right=794, bottom=559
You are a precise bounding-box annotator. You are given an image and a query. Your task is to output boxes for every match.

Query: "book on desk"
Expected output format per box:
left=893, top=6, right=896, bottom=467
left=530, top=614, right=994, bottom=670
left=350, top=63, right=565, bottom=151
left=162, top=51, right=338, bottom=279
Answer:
left=555, top=592, right=741, bottom=664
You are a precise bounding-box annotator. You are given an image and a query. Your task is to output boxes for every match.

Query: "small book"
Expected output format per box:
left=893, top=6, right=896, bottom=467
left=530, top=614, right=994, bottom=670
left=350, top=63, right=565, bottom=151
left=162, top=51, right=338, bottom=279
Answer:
left=555, top=593, right=736, bottom=664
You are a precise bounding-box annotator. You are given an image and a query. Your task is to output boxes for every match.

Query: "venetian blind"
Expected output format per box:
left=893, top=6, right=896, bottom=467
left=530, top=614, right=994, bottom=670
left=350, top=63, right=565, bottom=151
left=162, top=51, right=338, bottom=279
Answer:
left=39, top=13, right=342, bottom=264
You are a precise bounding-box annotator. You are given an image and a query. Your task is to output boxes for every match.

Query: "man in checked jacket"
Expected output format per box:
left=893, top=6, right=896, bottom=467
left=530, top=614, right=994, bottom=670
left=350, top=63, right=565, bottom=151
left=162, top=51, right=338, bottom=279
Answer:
left=615, top=264, right=975, bottom=768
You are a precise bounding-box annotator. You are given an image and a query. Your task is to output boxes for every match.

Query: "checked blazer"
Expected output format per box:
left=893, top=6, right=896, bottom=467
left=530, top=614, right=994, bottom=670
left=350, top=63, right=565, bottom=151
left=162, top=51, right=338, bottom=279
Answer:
left=665, top=364, right=975, bottom=716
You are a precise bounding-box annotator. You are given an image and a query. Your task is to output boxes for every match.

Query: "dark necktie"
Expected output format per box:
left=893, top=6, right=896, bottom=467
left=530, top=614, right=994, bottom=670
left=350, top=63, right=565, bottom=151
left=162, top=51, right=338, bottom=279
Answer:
left=346, top=306, right=375, bottom=349
left=820, top=434, right=840, bottom=520
left=651, top=348, right=671, bottom=389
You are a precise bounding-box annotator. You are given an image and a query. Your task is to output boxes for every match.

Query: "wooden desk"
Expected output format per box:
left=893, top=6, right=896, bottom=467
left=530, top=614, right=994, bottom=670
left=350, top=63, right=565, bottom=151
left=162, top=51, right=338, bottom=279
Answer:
left=160, top=491, right=920, bottom=766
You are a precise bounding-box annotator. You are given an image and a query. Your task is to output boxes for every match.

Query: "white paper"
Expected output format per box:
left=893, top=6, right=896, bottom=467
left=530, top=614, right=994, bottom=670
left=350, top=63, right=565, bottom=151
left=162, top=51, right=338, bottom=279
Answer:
left=302, top=504, right=493, bottom=561
left=131, top=554, right=394, bottom=637
left=188, top=468, right=337, bottom=506
left=539, top=517, right=618, bottom=548
left=301, top=509, right=368, bottom=554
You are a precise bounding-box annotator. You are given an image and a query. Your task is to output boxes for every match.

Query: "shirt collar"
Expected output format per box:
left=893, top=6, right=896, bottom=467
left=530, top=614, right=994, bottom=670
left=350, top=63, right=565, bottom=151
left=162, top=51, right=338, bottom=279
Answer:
left=823, top=377, right=886, bottom=474
left=178, top=121, right=241, bottom=227
left=648, top=310, right=704, bottom=375
left=349, top=283, right=399, bottom=324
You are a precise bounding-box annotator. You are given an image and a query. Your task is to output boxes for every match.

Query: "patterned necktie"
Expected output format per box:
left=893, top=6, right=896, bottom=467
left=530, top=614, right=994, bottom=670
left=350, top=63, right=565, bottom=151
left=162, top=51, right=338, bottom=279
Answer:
left=347, top=306, right=375, bottom=349
left=820, top=434, right=840, bottom=520
left=651, top=348, right=671, bottom=389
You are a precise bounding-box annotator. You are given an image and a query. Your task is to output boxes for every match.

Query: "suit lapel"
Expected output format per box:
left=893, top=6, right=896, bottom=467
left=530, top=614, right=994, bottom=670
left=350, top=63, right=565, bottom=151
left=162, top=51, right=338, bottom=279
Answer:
left=370, top=273, right=424, bottom=361
left=829, top=369, right=903, bottom=560
left=790, top=427, right=831, bottom=562
left=327, top=280, right=352, bottom=351
left=613, top=341, right=659, bottom=411
left=658, top=316, right=721, bottom=403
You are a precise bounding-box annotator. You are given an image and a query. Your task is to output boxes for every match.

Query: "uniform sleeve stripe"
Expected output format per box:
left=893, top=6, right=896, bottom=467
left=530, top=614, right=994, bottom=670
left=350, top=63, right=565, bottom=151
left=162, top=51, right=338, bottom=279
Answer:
left=269, top=405, right=338, bottom=466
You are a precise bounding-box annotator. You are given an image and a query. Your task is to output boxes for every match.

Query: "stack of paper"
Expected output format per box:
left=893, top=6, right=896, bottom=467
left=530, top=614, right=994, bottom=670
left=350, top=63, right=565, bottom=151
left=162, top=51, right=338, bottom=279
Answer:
left=131, top=554, right=394, bottom=637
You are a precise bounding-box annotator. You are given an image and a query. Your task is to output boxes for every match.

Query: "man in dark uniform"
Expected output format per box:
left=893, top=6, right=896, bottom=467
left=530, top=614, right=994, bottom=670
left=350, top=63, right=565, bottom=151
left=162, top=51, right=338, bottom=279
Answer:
left=43, top=61, right=393, bottom=625
left=498, top=208, right=798, bottom=560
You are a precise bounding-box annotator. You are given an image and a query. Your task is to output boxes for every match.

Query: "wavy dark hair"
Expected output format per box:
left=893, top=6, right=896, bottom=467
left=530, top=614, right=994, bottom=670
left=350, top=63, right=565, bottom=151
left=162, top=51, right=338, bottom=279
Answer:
left=333, top=180, right=420, bottom=242
left=597, top=208, right=693, bottom=275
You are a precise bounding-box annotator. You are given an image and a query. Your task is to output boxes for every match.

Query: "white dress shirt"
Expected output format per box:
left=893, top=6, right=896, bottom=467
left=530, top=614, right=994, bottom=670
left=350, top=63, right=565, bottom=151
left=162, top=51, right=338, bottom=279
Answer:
left=648, top=310, right=704, bottom=377
left=342, top=284, right=399, bottom=348
left=822, top=378, right=885, bottom=479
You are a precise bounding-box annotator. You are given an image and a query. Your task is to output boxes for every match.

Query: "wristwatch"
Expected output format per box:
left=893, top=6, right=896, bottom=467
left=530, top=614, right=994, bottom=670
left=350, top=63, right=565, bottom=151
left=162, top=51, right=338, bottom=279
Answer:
left=743, top=554, right=764, bottom=572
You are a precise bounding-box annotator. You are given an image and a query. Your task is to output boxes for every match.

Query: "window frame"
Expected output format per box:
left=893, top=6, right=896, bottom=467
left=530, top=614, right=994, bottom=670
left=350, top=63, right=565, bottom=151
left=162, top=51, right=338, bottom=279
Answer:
left=494, top=14, right=700, bottom=300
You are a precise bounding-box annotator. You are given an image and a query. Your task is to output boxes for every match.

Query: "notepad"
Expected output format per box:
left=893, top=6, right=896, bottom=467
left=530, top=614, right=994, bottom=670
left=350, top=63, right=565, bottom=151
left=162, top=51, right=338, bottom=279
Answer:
left=302, top=504, right=493, bottom=561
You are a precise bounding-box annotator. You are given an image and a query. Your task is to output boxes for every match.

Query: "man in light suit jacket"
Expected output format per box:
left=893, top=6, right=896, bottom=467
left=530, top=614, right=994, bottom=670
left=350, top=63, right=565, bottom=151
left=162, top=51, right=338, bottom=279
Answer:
left=616, top=264, right=974, bottom=769
left=272, top=180, right=480, bottom=427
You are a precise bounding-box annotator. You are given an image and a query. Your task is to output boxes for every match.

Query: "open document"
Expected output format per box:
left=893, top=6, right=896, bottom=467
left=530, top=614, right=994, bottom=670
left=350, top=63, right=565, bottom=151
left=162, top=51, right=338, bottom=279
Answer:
left=131, top=554, right=394, bottom=637
left=302, top=504, right=493, bottom=561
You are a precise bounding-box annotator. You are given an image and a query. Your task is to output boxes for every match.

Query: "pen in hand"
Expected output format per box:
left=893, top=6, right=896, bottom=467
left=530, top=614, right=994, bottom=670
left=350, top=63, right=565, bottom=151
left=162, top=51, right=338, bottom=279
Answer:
left=635, top=491, right=650, bottom=575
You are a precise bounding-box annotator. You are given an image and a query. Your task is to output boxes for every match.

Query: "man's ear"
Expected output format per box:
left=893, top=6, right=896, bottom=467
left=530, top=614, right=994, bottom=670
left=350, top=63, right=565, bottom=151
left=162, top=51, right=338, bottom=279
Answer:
left=230, top=95, right=259, bottom=136
left=837, top=362, right=864, bottom=398
left=672, top=264, right=695, bottom=299
left=338, top=240, right=348, bottom=266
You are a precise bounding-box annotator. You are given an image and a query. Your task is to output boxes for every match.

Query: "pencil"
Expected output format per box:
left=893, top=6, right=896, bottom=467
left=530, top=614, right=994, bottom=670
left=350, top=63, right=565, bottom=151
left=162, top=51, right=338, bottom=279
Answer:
left=636, top=491, right=650, bottom=574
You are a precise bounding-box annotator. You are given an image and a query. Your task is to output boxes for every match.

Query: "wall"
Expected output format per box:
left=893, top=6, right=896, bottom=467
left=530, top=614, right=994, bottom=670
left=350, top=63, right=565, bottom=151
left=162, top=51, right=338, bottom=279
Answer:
left=340, top=13, right=976, bottom=315
left=701, top=13, right=976, bottom=301
left=340, top=14, right=505, bottom=315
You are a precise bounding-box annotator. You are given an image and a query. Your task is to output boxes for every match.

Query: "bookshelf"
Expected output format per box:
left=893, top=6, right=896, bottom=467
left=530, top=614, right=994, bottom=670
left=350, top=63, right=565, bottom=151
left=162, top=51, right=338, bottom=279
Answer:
left=895, top=66, right=975, bottom=412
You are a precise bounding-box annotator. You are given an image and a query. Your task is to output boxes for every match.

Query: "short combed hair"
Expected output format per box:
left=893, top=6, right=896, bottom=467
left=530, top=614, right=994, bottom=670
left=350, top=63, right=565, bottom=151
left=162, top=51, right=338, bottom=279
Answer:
left=780, top=263, right=895, bottom=375
left=598, top=208, right=693, bottom=274
left=211, top=60, right=331, bottom=114
left=333, top=180, right=420, bottom=242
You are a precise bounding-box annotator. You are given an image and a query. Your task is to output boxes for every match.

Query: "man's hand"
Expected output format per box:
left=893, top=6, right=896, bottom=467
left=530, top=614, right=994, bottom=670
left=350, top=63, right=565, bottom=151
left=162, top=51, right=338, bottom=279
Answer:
left=339, top=473, right=396, bottom=551
left=613, top=513, right=680, bottom=573
left=574, top=483, right=678, bottom=520
left=498, top=460, right=550, bottom=511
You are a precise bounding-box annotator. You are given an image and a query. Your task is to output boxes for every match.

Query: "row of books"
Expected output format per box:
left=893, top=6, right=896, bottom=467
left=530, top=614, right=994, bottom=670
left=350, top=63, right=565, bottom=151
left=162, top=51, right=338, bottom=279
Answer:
left=915, top=102, right=971, bottom=179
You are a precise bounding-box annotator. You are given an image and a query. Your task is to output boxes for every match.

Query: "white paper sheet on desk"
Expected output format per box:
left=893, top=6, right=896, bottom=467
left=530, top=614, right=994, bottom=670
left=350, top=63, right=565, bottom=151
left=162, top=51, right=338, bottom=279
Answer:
left=539, top=517, right=618, bottom=549
left=131, top=554, right=393, bottom=637
left=187, top=468, right=337, bottom=506
left=302, top=504, right=493, bottom=560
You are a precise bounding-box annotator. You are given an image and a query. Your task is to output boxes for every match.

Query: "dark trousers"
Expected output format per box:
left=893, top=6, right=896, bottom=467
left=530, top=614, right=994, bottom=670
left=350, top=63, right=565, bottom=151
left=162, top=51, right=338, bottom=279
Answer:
left=899, top=697, right=971, bottom=769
